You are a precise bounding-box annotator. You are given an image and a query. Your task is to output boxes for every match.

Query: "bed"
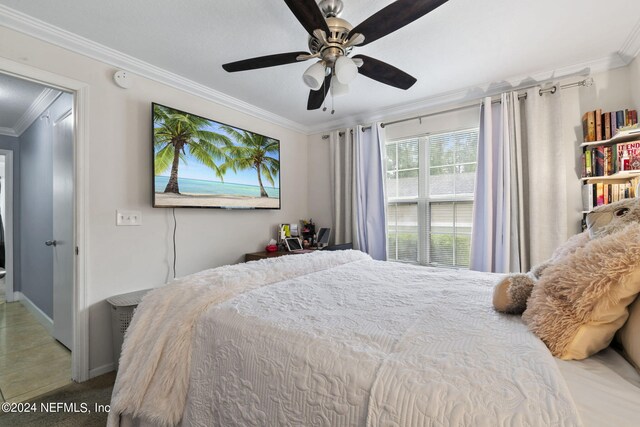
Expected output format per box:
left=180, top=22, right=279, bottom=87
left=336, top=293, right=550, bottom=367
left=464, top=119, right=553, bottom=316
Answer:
left=108, top=250, right=640, bottom=427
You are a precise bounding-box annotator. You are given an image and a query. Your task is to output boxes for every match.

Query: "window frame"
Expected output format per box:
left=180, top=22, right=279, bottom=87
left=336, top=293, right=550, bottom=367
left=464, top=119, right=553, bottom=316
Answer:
left=386, top=127, right=479, bottom=268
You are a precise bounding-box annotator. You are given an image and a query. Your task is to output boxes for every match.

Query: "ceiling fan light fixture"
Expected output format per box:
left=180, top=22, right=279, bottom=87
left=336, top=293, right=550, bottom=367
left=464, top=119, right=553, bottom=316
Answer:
left=303, top=62, right=326, bottom=90
left=330, top=75, right=349, bottom=96
left=335, top=56, right=358, bottom=84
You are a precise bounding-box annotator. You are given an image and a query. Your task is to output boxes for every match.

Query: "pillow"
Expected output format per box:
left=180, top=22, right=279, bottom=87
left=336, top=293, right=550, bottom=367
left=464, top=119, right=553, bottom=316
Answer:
left=618, top=295, right=640, bottom=372
left=522, top=223, right=640, bottom=360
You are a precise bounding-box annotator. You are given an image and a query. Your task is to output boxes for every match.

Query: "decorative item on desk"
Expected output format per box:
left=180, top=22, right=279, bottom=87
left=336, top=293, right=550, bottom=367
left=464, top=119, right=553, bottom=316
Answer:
left=278, top=224, right=290, bottom=242
left=301, top=219, right=316, bottom=247
left=316, top=228, right=331, bottom=248
left=265, top=238, right=278, bottom=252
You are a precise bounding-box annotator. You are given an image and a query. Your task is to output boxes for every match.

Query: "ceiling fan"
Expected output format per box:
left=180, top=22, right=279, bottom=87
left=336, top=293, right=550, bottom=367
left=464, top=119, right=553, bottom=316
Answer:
left=222, top=0, right=450, bottom=111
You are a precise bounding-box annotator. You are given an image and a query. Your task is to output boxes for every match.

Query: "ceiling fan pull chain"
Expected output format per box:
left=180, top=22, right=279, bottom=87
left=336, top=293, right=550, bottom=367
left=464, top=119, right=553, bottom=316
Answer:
left=322, top=80, right=327, bottom=112
left=322, top=87, right=327, bottom=113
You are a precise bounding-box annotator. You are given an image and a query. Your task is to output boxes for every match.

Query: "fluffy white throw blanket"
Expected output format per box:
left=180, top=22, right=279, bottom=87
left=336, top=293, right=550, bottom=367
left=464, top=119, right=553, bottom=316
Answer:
left=107, top=250, right=371, bottom=427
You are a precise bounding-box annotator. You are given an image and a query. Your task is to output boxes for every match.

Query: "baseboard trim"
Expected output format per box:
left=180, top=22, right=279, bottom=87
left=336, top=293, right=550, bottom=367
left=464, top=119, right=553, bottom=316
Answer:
left=15, top=291, right=53, bottom=335
left=89, top=363, right=115, bottom=379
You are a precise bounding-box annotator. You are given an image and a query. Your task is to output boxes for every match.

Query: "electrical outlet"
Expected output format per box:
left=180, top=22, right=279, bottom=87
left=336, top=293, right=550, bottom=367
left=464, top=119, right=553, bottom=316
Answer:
left=116, top=210, right=142, bottom=226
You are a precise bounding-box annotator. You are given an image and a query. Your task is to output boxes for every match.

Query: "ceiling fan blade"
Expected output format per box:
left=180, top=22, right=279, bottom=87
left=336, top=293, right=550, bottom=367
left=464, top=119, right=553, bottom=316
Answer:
left=349, top=0, right=449, bottom=46
left=352, top=55, right=417, bottom=90
left=222, top=51, right=311, bottom=72
left=283, top=0, right=331, bottom=37
left=307, top=75, right=332, bottom=110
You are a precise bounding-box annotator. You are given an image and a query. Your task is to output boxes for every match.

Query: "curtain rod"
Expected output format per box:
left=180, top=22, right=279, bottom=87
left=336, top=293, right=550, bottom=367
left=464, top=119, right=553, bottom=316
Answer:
left=320, top=77, right=593, bottom=139
left=496, top=77, right=594, bottom=103
left=321, top=128, right=358, bottom=140
left=384, top=77, right=592, bottom=128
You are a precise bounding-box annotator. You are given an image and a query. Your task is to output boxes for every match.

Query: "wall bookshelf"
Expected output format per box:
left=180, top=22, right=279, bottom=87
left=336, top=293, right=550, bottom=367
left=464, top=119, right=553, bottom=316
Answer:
left=579, top=110, right=640, bottom=224
left=580, top=128, right=640, bottom=148
left=581, top=170, right=640, bottom=184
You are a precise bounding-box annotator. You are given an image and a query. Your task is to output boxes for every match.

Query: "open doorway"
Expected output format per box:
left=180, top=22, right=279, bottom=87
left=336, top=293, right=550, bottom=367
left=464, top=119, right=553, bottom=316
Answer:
left=0, top=72, right=75, bottom=402
left=0, top=57, right=90, bottom=385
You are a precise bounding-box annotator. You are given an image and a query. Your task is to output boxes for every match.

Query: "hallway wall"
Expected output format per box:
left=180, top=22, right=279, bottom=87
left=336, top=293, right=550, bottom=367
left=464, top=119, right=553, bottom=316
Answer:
left=19, top=93, right=72, bottom=318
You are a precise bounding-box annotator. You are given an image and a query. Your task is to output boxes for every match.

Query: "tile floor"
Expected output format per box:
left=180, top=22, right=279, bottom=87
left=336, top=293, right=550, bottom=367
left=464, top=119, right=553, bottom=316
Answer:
left=0, top=277, right=72, bottom=403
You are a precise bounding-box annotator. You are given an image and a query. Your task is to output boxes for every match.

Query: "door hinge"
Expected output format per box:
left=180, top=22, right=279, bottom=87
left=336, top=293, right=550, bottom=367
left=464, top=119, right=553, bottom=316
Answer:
left=75, top=246, right=79, bottom=255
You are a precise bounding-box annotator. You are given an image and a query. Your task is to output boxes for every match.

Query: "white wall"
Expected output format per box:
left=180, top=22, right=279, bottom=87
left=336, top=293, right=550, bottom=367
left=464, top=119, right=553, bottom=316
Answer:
left=307, top=133, right=332, bottom=233
left=630, top=56, right=640, bottom=110
left=0, top=26, right=309, bottom=373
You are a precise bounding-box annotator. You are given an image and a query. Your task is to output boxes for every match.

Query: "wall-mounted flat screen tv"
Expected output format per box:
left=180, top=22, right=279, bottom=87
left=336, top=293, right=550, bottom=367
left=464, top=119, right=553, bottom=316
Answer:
left=152, top=103, right=280, bottom=209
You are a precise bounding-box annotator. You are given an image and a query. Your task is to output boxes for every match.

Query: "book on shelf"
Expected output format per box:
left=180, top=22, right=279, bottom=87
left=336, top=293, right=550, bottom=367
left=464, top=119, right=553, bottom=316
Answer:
left=582, top=184, right=594, bottom=211
left=582, top=179, right=639, bottom=212
left=594, top=147, right=605, bottom=176
left=617, top=141, right=640, bottom=172
left=595, top=109, right=603, bottom=141
left=582, top=111, right=596, bottom=142
left=595, top=183, right=603, bottom=206
left=604, top=112, right=611, bottom=140
left=585, top=150, right=592, bottom=177
left=581, top=151, right=591, bottom=177
left=581, top=133, right=640, bottom=178
left=617, top=110, right=626, bottom=131
left=582, top=108, right=638, bottom=142
left=604, top=146, right=614, bottom=176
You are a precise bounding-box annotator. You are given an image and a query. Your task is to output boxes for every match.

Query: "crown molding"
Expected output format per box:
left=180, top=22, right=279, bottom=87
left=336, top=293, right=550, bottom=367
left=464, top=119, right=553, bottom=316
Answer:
left=307, top=53, right=627, bottom=134
left=619, top=17, right=640, bottom=62
left=0, top=4, right=309, bottom=135
left=12, top=87, right=62, bottom=135
left=0, top=127, right=17, bottom=137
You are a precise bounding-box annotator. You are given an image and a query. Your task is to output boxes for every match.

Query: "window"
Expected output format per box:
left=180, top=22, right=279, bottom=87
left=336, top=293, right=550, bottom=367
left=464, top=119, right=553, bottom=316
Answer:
left=386, top=128, right=479, bottom=267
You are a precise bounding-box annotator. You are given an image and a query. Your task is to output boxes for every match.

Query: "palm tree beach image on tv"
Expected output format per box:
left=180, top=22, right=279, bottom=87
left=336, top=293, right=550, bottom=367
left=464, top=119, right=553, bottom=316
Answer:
left=152, top=103, right=281, bottom=209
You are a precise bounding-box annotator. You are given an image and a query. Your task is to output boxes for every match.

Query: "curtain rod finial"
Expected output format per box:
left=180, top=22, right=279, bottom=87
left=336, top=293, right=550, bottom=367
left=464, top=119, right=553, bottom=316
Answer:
left=582, top=77, right=594, bottom=87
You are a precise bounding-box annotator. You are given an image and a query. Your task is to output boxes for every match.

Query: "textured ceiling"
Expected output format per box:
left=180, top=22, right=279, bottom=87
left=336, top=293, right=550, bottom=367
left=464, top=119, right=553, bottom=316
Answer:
left=1, top=0, right=639, bottom=131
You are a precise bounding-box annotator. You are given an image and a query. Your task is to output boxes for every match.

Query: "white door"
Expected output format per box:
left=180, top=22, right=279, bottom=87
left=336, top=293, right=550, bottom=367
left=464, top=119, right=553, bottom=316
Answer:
left=52, top=108, right=74, bottom=349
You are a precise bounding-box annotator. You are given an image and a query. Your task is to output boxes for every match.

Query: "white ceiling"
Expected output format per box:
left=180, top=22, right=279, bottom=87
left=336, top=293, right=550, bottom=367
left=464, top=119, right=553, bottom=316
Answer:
left=0, top=73, right=49, bottom=134
left=1, top=0, right=639, bottom=133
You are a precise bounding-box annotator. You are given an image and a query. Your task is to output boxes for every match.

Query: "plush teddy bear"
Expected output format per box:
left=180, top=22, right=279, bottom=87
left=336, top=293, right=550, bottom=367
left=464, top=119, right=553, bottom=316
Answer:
left=493, top=197, right=640, bottom=314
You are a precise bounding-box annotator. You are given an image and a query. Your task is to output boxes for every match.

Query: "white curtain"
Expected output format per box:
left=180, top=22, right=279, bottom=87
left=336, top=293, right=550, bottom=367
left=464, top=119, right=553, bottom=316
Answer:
left=354, top=124, right=387, bottom=260
left=330, top=123, right=388, bottom=260
left=329, top=129, right=355, bottom=246
left=471, top=93, right=525, bottom=273
left=471, top=85, right=566, bottom=272
left=522, top=86, right=567, bottom=267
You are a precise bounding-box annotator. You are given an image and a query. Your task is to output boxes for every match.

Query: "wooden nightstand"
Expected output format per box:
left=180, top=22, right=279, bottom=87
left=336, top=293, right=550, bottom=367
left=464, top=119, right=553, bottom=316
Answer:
left=244, top=250, right=294, bottom=262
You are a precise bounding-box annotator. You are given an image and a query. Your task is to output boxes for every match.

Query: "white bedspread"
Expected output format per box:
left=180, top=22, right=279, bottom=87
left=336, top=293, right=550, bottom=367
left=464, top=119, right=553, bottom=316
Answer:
left=109, top=250, right=370, bottom=427
left=180, top=256, right=581, bottom=427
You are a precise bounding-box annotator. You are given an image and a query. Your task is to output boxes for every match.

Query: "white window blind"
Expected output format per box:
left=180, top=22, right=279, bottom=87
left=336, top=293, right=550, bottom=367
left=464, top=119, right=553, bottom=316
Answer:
left=386, top=128, right=478, bottom=267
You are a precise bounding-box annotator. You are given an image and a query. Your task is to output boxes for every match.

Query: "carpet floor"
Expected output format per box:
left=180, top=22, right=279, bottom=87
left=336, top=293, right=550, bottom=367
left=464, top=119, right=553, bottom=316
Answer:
left=0, top=371, right=116, bottom=426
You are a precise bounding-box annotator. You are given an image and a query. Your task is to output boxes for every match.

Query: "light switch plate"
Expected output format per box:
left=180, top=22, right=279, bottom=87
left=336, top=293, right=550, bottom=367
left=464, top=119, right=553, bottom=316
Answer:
left=116, top=210, right=142, bottom=226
